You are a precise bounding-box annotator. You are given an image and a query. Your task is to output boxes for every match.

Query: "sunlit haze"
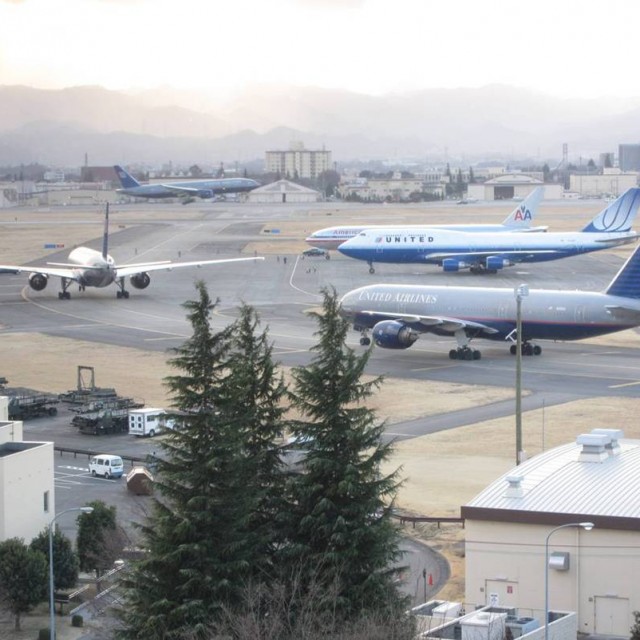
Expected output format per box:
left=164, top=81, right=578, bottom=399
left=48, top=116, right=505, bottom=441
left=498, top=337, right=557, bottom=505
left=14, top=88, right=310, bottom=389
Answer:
left=1, top=0, right=640, bottom=100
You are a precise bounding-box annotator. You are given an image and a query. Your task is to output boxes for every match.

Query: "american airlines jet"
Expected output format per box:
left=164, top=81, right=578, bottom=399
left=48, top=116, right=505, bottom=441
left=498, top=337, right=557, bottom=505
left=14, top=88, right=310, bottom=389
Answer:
left=0, top=204, right=263, bottom=300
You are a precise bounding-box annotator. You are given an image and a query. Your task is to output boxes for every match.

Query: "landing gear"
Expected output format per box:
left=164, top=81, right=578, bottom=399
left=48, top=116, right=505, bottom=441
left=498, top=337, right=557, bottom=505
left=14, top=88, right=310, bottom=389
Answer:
left=470, top=266, right=498, bottom=275
left=509, top=342, right=542, bottom=356
left=359, top=329, right=371, bottom=346
left=116, top=277, right=130, bottom=299
left=58, top=277, right=71, bottom=300
left=450, top=329, right=481, bottom=360
left=449, top=347, right=481, bottom=360
left=368, top=261, right=375, bottom=275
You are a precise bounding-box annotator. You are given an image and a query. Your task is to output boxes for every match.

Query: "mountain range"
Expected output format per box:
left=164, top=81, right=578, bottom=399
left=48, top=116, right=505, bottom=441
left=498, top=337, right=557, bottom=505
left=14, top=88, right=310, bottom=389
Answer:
left=0, top=84, right=639, bottom=168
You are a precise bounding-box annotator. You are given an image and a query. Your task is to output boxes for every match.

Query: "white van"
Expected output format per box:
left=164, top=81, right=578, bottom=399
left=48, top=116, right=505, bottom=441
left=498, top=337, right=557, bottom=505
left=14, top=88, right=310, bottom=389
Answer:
left=128, top=408, right=176, bottom=438
left=89, top=454, right=124, bottom=479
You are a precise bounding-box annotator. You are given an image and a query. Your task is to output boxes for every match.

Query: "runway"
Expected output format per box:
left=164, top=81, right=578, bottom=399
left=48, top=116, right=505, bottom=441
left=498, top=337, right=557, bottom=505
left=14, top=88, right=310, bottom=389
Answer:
left=2, top=201, right=640, bottom=444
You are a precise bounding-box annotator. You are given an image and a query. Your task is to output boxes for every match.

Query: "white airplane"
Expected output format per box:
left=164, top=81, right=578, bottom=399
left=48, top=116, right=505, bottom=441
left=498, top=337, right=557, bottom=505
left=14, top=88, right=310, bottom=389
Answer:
left=338, top=188, right=640, bottom=274
left=0, top=204, right=264, bottom=300
left=305, top=187, right=546, bottom=250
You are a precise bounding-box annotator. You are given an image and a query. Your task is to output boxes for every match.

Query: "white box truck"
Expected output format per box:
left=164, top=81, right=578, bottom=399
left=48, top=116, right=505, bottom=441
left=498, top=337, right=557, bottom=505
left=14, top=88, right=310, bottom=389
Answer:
left=128, top=408, right=175, bottom=437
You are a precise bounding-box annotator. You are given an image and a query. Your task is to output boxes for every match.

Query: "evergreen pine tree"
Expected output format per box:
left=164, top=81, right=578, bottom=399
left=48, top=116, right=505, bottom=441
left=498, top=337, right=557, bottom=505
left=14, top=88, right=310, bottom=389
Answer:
left=283, top=287, right=406, bottom=621
left=119, top=283, right=264, bottom=639
left=226, top=303, right=289, bottom=578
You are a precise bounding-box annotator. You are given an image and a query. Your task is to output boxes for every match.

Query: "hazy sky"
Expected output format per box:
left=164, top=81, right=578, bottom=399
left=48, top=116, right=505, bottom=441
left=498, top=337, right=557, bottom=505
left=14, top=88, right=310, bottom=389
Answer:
left=1, top=0, right=639, bottom=99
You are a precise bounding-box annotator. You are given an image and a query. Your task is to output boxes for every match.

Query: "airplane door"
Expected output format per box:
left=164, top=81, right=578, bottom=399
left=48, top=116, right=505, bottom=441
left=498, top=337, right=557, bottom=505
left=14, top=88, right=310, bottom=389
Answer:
left=575, top=305, right=587, bottom=323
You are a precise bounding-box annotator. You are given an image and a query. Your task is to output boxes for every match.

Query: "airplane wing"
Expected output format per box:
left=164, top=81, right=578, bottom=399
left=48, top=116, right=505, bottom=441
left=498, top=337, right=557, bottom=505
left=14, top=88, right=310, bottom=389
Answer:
left=427, top=250, right=561, bottom=262
left=0, top=264, right=81, bottom=281
left=160, top=184, right=202, bottom=195
left=115, top=256, right=264, bottom=278
left=354, top=309, right=499, bottom=336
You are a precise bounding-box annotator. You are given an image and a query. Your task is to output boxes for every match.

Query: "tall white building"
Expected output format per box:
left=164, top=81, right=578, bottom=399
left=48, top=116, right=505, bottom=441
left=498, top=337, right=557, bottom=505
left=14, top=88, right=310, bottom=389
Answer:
left=265, top=141, right=331, bottom=180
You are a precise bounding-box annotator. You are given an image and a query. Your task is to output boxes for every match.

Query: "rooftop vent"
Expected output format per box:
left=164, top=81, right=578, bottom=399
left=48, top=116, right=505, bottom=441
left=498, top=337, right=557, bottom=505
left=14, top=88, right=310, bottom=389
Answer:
left=576, top=433, right=611, bottom=463
left=504, top=474, right=524, bottom=498
left=590, top=428, right=623, bottom=456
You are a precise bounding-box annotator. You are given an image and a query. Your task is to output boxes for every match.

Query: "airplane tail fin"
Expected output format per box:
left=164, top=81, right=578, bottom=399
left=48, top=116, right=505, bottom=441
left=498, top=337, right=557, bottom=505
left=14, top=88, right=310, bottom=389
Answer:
left=102, top=203, right=109, bottom=259
left=113, top=165, right=141, bottom=189
left=582, top=187, right=640, bottom=233
left=502, top=187, right=543, bottom=228
left=605, top=244, right=640, bottom=298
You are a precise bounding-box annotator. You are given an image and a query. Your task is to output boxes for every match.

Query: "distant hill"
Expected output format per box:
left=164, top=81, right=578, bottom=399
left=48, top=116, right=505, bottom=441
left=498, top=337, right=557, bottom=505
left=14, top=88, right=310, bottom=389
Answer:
left=0, top=84, right=639, bottom=166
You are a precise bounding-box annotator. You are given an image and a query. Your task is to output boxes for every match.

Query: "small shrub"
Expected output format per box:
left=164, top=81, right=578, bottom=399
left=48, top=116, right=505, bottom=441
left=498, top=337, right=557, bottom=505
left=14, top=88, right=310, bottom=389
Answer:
left=38, top=629, right=52, bottom=640
left=71, top=613, right=84, bottom=627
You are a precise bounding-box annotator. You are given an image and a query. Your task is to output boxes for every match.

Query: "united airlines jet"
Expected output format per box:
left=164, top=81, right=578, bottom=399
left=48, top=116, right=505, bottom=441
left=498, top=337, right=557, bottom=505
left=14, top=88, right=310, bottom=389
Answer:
left=339, top=242, right=640, bottom=360
left=0, top=204, right=263, bottom=299
left=337, top=188, right=640, bottom=274
left=305, top=187, right=546, bottom=250
left=114, top=165, right=259, bottom=202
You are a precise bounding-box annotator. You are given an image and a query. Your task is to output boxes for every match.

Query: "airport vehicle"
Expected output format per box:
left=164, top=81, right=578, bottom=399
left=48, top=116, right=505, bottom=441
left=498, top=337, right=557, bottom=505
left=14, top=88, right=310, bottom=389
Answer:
left=0, top=204, right=264, bottom=299
left=7, top=392, right=58, bottom=420
left=71, top=395, right=144, bottom=435
left=337, top=188, right=640, bottom=273
left=339, top=241, right=640, bottom=360
left=128, top=408, right=176, bottom=437
left=89, top=454, right=124, bottom=479
left=302, top=247, right=329, bottom=258
left=114, top=165, right=259, bottom=201
left=305, top=187, right=546, bottom=250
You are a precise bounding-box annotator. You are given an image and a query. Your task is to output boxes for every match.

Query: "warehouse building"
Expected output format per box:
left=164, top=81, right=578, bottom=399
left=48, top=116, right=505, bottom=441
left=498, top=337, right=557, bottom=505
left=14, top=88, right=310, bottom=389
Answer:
left=462, top=428, right=638, bottom=637
left=467, top=174, right=562, bottom=201
left=246, top=179, right=321, bottom=203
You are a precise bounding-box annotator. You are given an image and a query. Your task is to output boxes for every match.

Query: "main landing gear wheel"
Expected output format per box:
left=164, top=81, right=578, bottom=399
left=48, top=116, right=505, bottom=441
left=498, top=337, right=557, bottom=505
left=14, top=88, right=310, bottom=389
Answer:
left=116, top=290, right=130, bottom=299
left=359, top=336, right=371, bottom=346
left=509, top=343, right=542, bottom=356
left=58, top=291, right=71, bottom=300
left=449, top=347, right=481, bottom=360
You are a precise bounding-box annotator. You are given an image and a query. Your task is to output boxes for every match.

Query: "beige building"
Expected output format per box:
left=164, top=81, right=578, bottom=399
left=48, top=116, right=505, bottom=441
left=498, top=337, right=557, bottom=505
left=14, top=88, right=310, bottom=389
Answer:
left=0, top=397, right=55, bottom=542
left=246, top=179, right=321, bottom=204
left=467, top=174, right=563, bottom=201
left=462, top=428, right=638, bottom=637
left=265, top=142, right=331, bottom=180
left=569, top=169, right=637, bottom=197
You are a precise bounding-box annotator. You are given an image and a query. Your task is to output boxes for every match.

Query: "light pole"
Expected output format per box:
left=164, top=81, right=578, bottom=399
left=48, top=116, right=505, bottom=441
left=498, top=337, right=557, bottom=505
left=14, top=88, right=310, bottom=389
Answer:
left=48, top=506, right=93, bottom=640
left=515, top=284, right=529, bottom=465
left=544, top=522, right=594, bottom=640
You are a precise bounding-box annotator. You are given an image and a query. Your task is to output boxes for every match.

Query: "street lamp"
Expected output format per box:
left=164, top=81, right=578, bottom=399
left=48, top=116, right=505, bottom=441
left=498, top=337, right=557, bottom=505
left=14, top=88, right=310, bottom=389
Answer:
left=515, top=284, right=529, bottom=465
left=48, top=506, right=94, bottom=640
left=544, top=522, right=594, bottom=640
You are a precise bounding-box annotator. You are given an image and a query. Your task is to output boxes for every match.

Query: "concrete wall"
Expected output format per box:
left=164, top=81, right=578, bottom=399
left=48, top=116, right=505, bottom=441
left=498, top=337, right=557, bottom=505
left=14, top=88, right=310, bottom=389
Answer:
left=0, top=441, right=55, bottom=542
left=465, top=520, right=637, bottom=636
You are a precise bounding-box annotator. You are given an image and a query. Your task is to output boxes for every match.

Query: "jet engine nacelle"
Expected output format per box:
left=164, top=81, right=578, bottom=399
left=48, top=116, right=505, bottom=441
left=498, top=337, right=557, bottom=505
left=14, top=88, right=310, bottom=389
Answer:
left=197, top=189, right=214, bottom=199
left=130, top=272, right=151, bottom=289
left=28, top=272, right=48, bottom=291
left=442, top=258, right=469, bottom=272
left=372, top=320, right=419, bottom=350
left=485, top=256, right=511, bottom=270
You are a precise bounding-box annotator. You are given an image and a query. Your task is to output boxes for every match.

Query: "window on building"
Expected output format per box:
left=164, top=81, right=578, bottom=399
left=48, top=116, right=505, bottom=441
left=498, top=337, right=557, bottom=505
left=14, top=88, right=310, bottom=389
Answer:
left=44, top=490, right=50, bottom=513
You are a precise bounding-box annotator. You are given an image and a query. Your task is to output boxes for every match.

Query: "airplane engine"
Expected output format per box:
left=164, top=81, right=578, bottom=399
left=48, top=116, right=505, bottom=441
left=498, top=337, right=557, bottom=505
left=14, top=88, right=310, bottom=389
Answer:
left=28, top=272, right=48, bottom=291
left=130, top=272, right=151, bottom=289
left=197, top=189, right=214, bottom=199
left=485, top=256, right=511, bottom=270
left=442, top=258, right=468, bottom=272
left=372, top=320, right=418, bottom=350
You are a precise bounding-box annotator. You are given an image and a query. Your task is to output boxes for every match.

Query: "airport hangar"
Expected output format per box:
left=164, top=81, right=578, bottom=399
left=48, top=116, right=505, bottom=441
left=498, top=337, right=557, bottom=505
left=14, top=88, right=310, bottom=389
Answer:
left=462, top=428, right=639, bottom=637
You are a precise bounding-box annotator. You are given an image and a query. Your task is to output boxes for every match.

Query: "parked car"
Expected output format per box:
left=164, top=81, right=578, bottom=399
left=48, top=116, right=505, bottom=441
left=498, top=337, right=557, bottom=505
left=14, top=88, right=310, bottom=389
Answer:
left=302, top=247, right=329, bottom=258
